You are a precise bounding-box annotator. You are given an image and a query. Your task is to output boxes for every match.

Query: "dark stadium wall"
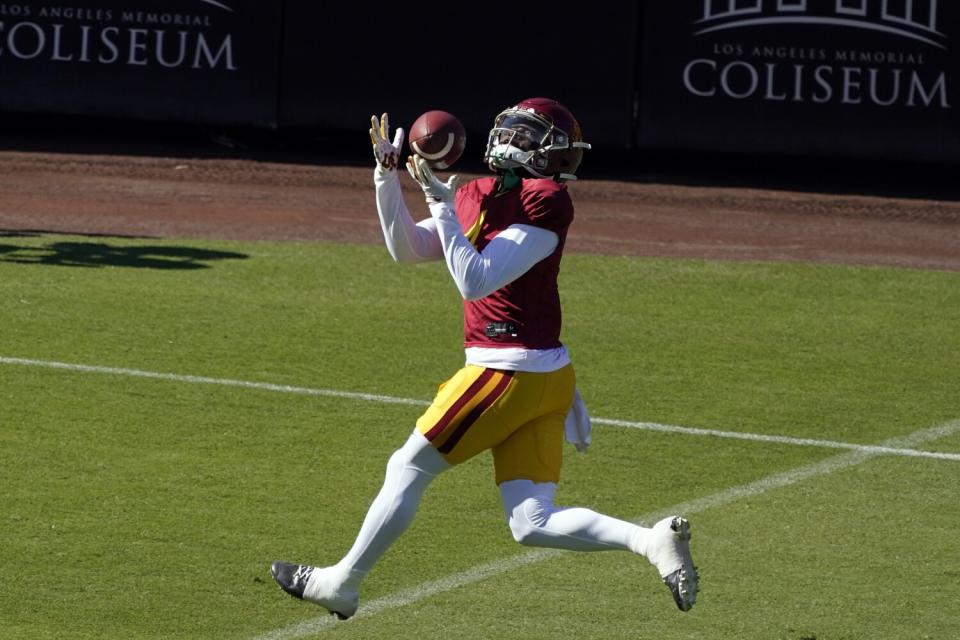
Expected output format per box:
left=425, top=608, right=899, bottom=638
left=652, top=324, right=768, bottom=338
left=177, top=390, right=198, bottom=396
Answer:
left=276, top=1, right=640, bottom=150
left=0, top=1, right=956, bottom=163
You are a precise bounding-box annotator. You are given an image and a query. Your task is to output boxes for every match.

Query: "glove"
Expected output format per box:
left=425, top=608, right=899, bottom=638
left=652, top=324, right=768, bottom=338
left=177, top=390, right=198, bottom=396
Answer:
left=406, top=154, right=461, bottom=206
left=564, top=388, right=592, bottom=453
left=369, top=113, right=404, bottom=172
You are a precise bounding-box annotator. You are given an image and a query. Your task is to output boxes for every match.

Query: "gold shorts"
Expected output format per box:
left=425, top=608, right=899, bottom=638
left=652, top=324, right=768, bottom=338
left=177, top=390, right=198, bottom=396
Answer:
left=416, top=364, right=575, bottom=484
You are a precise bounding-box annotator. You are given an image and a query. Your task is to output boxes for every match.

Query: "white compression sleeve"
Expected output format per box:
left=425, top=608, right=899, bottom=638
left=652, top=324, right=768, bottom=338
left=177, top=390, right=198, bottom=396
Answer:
left=335, top=431, right=451, bottom=574
left=428, top=201, right=558, bottom=300
left=374, top=167, right=443, bottom=263
left=499, top=479, right=651, bottom=553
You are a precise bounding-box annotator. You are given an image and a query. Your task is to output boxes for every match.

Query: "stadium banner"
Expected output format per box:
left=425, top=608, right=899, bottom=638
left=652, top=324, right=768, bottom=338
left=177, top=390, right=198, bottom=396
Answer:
left=0, top=0, right=282, bottom=126
left=638, top=1, right=958, bottom=162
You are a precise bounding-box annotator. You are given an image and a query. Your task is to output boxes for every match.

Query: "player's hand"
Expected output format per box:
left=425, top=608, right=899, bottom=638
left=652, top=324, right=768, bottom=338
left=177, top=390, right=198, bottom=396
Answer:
left=406, top=154, right=461, bottom=206
left=369, top=113, right=404, bottom=172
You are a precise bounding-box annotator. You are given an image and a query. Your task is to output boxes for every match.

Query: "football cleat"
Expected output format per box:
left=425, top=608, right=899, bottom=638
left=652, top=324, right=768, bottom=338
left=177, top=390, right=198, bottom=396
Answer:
left=647, top=516, right=700, bottom=612
left=270, top=561, right=359, bottom=620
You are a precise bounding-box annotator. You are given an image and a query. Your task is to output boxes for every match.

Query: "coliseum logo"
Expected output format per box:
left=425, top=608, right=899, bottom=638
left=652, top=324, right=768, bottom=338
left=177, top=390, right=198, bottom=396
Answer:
left=0, top=2, right=239, bottom=70
left=197, top=0, right=234, bottom=11
left=683, top=0, right=951, bottom=107
left=695, top=0, right=945, bottom=48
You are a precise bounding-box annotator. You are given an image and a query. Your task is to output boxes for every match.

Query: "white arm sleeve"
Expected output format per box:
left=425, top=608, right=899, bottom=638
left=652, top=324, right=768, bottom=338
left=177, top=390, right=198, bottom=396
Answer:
left=428, top=201, right=559, bottom=301
left=374, top=167, right=443, bottom=263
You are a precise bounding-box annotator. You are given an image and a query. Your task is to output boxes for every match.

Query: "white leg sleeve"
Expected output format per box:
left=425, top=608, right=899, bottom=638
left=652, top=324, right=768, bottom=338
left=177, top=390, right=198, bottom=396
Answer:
left=335, top=431, right=450, bottom=577
left=499, top=479, right=652, bottom=553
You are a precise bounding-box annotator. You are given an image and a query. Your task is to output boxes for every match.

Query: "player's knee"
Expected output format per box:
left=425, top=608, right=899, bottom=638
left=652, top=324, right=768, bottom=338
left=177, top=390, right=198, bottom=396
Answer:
left=382, top=447, right=425, bottom=521
left=385, top=446, right=408, bottom=479
left=507, top=495, right=554, bottom=546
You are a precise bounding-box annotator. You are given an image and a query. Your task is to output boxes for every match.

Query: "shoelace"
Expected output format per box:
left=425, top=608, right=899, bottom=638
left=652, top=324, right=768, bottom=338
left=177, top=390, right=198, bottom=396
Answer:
left=292, top=565, right=314, bottom=584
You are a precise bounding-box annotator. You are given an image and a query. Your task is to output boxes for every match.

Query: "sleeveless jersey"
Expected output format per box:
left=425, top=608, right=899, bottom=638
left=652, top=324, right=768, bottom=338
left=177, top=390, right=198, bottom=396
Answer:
left=454, top=177, right=573, bottom=350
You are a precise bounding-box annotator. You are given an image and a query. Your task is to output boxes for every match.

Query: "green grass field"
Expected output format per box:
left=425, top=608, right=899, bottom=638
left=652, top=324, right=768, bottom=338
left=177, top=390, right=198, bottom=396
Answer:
left=1, top=232, right=958, bottom=639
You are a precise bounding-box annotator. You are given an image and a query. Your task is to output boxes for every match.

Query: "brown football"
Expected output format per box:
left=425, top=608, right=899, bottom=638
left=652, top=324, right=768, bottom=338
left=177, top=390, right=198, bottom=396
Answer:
left=408, top=110, right=467, bottom=170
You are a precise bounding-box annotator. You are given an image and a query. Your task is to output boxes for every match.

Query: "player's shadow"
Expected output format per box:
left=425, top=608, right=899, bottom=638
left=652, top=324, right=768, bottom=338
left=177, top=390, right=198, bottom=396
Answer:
left=0, top=232, right=247, bottom=270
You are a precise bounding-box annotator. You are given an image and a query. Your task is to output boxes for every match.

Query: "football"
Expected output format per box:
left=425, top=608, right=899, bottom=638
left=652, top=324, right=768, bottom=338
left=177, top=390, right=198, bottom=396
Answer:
left=408, top=110, right=467, bottom=170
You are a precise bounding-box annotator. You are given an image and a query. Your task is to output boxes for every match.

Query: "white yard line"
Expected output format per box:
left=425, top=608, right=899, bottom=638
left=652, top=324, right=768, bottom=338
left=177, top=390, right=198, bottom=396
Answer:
left=249, top=418, right=960, bottom=640
left=4, top=355, right=958, bottom=638
left=0, top=356, right=429, bottom=407
left=596, top=417, right=960, bottom=462
left=3, top=355, right=959, bottom=462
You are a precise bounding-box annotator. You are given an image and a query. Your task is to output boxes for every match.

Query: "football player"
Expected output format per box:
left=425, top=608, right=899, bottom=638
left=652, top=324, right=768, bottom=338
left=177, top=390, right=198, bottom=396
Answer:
left=271, top=98, right=699, bottom=618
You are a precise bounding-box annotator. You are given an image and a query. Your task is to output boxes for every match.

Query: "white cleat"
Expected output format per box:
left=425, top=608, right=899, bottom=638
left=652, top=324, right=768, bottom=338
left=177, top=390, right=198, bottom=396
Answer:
left=646, top=516, right=700, bottom=611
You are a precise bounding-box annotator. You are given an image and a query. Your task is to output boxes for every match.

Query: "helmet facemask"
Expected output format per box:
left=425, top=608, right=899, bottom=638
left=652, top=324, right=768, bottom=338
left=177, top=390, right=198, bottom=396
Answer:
left=484, top=108, right=589, bottom=182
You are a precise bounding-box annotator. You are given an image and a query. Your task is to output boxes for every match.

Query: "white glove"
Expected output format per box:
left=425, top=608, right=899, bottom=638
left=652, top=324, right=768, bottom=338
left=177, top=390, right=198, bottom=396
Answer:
left=564, top=388, right=592, bottom=453
left=369, top=113, right=404, bottom=172
left=406, top=153, right=461, bottom=206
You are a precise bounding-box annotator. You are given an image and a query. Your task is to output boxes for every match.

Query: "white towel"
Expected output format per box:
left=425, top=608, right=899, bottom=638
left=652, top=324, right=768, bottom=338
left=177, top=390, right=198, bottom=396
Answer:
left=564, top=388, right=592, bottom=453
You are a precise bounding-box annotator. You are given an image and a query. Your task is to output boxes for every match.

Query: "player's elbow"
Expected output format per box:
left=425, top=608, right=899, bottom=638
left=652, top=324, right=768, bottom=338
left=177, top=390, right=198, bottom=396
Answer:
left=456, top=270, right=496, bottom=300
left=458, top=281, right=496, bottom=301
left=388, top=249, right=410, bottom=264
left=458, top=283, right=484, bottom=300
left=387, top=247, right=426, bottom=264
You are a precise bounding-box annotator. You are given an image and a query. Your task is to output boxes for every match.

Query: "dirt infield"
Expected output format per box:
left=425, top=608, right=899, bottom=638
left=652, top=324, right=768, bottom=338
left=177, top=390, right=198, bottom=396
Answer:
left=1, top=128, right=958, bottom=271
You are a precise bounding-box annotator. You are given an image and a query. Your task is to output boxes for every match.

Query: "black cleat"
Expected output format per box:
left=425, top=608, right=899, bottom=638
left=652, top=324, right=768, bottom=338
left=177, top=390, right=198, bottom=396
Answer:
left=271, top=561, right=313, bottom=600
left=648, top=516, right=700, bottom=612
left=270, top=561, right=358, bottom=620
left=662, top=565, right=699, bottom=612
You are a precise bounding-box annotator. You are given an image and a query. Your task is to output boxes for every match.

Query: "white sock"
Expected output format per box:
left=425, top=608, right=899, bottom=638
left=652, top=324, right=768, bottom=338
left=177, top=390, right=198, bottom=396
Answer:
left=499, top=479, right=653, bottom=553
left=335, top=431, right=450, bottom=576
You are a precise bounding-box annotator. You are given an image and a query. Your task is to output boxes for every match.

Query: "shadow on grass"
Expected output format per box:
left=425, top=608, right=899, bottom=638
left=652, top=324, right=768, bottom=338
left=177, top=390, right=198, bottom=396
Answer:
left=0, top=237, right=248, bottom=270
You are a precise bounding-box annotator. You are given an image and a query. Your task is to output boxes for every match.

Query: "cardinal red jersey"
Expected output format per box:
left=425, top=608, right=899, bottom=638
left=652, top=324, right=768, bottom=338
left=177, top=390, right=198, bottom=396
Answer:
left=454, top=177, right=573, bottom=350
